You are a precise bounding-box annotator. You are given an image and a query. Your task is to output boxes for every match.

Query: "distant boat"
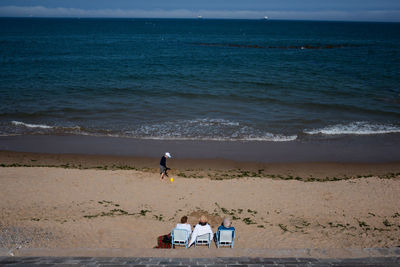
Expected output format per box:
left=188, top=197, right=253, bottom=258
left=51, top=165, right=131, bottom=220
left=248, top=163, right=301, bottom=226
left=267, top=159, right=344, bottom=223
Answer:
left=198, top=16, right=203, bottom=19
left=264, top=16, right=269, bottom=20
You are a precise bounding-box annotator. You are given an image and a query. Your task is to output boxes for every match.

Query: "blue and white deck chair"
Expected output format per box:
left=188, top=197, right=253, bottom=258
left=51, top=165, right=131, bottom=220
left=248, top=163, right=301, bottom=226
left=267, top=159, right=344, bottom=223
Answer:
left=171, top=228, right=190, bottom=248
left=216, top=229, right=235, bottom=248
left=195, top=233, right=211, bottom=248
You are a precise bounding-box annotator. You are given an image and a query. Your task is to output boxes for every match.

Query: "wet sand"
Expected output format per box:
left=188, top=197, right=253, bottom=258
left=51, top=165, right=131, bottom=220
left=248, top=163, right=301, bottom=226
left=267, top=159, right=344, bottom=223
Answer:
left=1, top=134, right=400, bottom=163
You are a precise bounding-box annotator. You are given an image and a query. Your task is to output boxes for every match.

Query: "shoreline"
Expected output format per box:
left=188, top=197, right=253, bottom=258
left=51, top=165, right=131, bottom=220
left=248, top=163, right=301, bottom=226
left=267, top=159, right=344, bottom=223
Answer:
left=1, top=134, right=400, bottom=163
left=1, top=150, right=400, bottom=181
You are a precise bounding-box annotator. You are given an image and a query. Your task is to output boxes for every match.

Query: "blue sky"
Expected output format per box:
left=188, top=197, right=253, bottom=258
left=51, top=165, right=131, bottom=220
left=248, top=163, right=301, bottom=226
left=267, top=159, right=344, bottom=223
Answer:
left=0, top=0, right=399, bottom=22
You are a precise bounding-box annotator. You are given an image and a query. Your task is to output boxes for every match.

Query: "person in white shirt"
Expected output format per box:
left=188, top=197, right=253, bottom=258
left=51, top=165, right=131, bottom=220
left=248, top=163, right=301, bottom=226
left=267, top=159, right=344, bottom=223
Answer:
left=175, top=216, right=192, bottom=237
left=188, top=215, right=213, bottom=247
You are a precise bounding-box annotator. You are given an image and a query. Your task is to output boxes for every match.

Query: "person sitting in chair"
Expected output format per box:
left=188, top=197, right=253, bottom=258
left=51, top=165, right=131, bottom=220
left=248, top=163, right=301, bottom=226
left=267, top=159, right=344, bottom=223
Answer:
left=218, top=217, right=235, bottom=231
left=188, top=215, right=213, bottom=247
left=154, top=215, right=190, bottom=249
left=175, top=216, right=192, bottom=236
left=214, top=217, right=235, bottom=241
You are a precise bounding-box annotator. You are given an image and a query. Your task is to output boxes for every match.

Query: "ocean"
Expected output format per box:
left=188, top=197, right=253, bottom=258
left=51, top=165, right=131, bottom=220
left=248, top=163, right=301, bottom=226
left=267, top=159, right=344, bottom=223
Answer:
left=1, top=18, right=400, bottom=142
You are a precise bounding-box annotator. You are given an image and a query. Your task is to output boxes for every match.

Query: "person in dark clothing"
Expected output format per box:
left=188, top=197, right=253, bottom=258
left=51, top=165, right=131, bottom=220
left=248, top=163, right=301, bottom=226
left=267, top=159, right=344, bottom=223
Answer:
left=160, top=152, right=172, bottom=180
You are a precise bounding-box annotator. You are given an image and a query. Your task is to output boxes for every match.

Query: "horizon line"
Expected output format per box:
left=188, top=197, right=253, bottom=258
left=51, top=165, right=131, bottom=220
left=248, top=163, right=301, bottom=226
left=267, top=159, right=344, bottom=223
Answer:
left=1, top=5, right=399, bottom=23
left=1, top=16, right=400, bottom=23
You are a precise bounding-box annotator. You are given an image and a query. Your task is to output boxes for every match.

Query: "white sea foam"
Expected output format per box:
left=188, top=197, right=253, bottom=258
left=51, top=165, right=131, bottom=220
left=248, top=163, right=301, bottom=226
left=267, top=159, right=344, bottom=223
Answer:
left=12, top=120, right=54, bottom=129
left=8, top=119, right=297, bottom=141
left=187, top=118, right=240, bottom=126
left=244, top=134, right=298, bottom=142
left=304, top=121, right=400, bottom=135
left=127, top=118, right=297, bottom=142
left=135, top=134, right=297, bottom=142
left=11, top=120, right=82, bottom=132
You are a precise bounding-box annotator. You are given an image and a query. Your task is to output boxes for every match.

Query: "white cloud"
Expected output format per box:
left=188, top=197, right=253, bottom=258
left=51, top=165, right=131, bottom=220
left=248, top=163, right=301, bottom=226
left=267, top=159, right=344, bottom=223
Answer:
left=0, top=5, right=399, bottom=22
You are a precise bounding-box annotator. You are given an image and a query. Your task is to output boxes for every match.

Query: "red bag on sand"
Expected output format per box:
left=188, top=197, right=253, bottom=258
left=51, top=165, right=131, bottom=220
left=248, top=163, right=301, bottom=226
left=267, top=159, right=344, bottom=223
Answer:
left=154, top=234, right=174, bottom=249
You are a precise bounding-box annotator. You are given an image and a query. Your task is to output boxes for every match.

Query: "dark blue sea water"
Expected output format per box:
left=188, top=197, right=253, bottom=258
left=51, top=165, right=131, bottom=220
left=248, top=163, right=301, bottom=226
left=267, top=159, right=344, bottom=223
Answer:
left=1, top=18, right=400, bottom=141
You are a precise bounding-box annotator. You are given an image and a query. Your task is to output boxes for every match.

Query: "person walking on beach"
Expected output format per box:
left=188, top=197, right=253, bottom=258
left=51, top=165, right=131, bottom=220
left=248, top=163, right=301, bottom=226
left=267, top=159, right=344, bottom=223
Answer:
left=160, top=152, right=172, bottom=180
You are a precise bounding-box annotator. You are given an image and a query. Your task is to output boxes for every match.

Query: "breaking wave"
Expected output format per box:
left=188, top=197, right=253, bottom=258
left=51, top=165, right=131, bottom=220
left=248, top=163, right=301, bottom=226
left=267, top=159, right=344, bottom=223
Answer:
left=126, top=118, right=297, bottom=142
left=3, top=119, right=298, bottom=141
left=9, top=120, right=84, bottom=135
left=4, top=120, right=400, bottom=141
left=304, top=122, right=400, bottom=135
left=12, top=121, right=53, bottom=129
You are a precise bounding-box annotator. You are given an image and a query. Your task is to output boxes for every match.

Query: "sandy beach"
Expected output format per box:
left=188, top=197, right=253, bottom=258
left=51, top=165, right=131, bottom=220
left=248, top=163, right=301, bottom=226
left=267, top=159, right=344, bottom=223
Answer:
left=1, top=152, right=400, bottom=253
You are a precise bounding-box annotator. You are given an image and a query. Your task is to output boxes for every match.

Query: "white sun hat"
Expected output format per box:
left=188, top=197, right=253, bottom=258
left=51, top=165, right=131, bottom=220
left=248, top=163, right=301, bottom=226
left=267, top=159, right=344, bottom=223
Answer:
left=165, top=152, right=172, bottom=158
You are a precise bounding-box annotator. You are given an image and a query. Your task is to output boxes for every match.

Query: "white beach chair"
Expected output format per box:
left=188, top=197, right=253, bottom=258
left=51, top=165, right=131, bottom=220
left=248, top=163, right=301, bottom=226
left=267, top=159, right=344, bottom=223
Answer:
left=171, top=228, right=190, bottom=248
left=194, top=233, right=211, bottom=248
left=216, top=229, right=235, bottom=248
